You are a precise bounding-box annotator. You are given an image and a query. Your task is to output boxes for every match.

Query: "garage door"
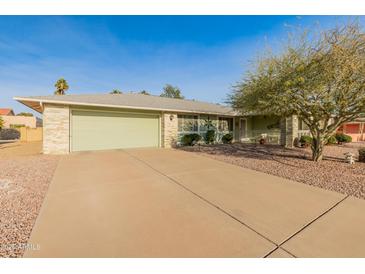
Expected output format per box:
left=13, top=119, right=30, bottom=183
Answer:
left=71, top=110, right=160, bottom=152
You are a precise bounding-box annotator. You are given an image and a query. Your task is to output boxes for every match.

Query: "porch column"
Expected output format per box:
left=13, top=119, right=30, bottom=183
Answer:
left=234, top=117, right=240, bottom=142
left=280, top=115, right=298, bottom=147
left=161, top=112, right=178, bottom=148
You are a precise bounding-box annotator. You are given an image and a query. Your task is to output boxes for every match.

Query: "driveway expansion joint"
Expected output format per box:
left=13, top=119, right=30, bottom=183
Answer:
left=123, top=150, right=350, bottom=259
left=263, top=194, right=350, bottom=258
left=278, top=194, right=349, bottom=246
left=123, top=150, right=279, bottom=249
left=263, top=247, right=297, bottom=258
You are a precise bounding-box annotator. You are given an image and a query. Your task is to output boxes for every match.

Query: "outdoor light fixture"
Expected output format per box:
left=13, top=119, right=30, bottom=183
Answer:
left=169, top=114, right=174, bottom=121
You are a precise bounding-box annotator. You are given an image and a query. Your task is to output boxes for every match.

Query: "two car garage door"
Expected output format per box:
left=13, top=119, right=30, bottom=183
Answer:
left=71, top=110, right=160, bottom=152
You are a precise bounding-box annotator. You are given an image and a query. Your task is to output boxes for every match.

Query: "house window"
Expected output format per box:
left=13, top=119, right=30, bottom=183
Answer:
left=218, top=117, right=233, bottom=132
left=177, top=115, right=198, bottom=132
left=199, top=115, right=217, bottom=132
left=299, top=119, right=309, bottom=130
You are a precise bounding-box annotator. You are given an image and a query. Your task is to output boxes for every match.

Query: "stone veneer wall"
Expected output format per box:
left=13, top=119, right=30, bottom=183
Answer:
left=280, top=115, right=299, bottom=147
left=161, top=112, right=178, bottom=148
left=43, top=104, right=70, bottom=154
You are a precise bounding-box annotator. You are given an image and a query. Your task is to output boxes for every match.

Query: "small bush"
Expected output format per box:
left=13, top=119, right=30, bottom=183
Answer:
left=299, top=135, right=313, bottom=147
left=326, top=135, right=337, bottom=145
left=259, top=138, right=266, bottom=145
left=335, top=133, right=352, bottom=143
left=359, top=148, right=365, bottom=163
left=181, top=134, right=192, bottom=146
left=190, top=133, right=201, bottom=145
left=0, top=128, right=20, bottom=140
left=205, top=129, right=215, bottom=144
left=181, top=133, right=201, bottom=146
left=221, top=133, right=233, bottom=144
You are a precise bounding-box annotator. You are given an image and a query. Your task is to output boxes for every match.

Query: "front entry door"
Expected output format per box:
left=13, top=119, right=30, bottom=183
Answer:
left=240, top=119, right=247, bottom=140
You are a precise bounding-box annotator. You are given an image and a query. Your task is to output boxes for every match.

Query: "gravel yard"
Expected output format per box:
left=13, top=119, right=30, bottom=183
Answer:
left=0, top=142, right=59, bottom=257
left=180, top=143, right=365, bottom=199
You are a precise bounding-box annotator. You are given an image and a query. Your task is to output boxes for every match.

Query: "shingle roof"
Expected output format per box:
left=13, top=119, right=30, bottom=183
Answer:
left=14, top=93, right=237, bottom=116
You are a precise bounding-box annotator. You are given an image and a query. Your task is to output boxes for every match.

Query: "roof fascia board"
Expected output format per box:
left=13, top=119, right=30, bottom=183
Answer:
left=13, top=97, right=237, bottom=116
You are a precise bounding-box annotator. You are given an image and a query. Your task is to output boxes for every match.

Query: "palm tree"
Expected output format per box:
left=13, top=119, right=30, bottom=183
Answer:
left=54, top=78, right=69, bottom=95
left=110, top=89, right=122, bottom=94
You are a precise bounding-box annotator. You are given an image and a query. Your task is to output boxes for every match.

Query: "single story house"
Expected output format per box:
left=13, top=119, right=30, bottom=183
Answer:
left=0, top=108, right=37, bottom=129
left=0, top=108, right=15, bottom=116
left=337, top=118, right=365, bottom=142
left=14, top=93, right=299, bottom=154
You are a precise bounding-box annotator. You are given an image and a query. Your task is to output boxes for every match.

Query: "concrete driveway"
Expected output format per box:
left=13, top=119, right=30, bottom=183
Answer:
left=24, top=148, right=365, bottom=257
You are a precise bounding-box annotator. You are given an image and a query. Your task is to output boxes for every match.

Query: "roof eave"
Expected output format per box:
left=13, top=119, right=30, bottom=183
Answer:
left=13, top=97, right=237, bottom=116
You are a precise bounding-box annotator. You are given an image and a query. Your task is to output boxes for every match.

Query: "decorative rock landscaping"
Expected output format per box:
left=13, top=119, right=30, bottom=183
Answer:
left=0, top=143, right=59, bottom=257
left=181, top=143, right=365, bottom=199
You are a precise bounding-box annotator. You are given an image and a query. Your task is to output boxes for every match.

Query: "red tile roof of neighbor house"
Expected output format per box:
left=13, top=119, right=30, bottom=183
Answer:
left=0, top=108, right=15, bottom=115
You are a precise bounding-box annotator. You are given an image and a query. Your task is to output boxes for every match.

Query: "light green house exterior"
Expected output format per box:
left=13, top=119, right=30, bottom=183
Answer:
left=14, top=93, right=300, bottom=154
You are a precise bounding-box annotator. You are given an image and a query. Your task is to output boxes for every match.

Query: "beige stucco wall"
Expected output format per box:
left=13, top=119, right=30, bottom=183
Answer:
left=43, top=104, right=70, bottom=154
left=1, top=115, right=36, bottom=128
left=161, top=112, right=178, bottom=148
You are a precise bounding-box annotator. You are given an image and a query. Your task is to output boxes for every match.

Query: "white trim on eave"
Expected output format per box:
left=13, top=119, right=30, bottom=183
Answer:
left=13, top=96, right=238, bottom=117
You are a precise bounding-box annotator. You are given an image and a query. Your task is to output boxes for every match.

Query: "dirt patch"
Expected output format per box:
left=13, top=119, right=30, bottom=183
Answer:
left=0, top=141, right=59, bottom=257
left=0, top=141, right=42, bottom=158
left=180, top=143, right=365, bottom=199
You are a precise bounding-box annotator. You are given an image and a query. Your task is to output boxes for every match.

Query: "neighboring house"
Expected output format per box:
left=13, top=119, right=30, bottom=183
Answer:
left=0, top=108, right=15, bottom=116
left=337, top=118, right=365, bottom=142
left=14, top=94, right=298, bottom=154
left=0, top=108, right=37, bottom=129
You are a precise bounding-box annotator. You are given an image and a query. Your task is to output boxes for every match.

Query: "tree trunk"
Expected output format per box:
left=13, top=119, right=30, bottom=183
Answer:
left=311, top=136, right=324, bottom=162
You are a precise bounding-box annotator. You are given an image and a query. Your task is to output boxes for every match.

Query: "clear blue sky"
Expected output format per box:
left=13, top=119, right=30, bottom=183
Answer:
left=0, top=16, right=359, bottom=116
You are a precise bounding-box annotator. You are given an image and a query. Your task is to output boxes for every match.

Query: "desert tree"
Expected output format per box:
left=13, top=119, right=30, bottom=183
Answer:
left=54, top=78, right=69, bottom=95
left=16, top=112, right=33, bottom=116
left=160, top=84, right=184, bottom=99
left=110, top=89, right=122, bottom=94
left=229, top=22, right=365, bottom=161
left=139, top=90, right=151, bottom=95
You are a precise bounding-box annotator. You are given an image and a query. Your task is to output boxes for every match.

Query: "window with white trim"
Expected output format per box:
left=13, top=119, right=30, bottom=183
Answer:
left=218, top=117, right=233, bottom=132
left=177, top=115, right=198, bottom=132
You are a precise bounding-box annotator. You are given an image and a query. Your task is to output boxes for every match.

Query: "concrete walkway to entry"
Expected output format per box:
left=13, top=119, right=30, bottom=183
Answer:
left=25, top=148, right=365, bottom=257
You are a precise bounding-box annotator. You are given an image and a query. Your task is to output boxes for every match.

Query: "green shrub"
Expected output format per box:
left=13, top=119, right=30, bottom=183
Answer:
left=205, top=129, right=215, bottom=144
left=299, top=135, right=313, bottom=147
left=181, top=133, right=201, bottom=146
left=190, top=133, right=201, bottom=144
left=10, top=124, right=25, bottom=129
left=0, top=128, right=20, bottom=140
left=326, top=135, right=337, bottom=145
left=359, top=148, right=365, bottom=163
left=181, top=134, right=192, bottom=146
left=335, top=133, right=352, bottom=143
left=222, top=133, right=233, bottom=144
